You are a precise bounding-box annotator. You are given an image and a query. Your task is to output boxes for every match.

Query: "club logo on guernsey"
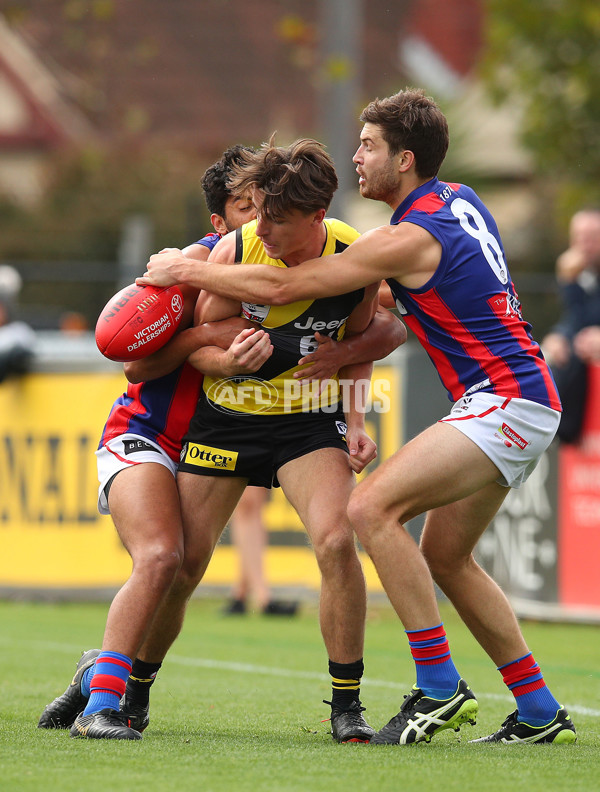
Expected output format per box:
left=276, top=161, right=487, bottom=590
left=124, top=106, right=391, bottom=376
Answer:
left=498, top=423, right=529, bottom=450
left=241, top=303, right=269, bottom=323
left=488, top=292, right=521, bottom=319
left=182, top=443, right=238, bottom=470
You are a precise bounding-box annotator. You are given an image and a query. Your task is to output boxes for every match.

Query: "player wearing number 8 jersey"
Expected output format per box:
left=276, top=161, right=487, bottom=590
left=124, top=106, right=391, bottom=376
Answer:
left=387, top=179, right=561, bottom=411
left=140, top=89, right=576, bottom=747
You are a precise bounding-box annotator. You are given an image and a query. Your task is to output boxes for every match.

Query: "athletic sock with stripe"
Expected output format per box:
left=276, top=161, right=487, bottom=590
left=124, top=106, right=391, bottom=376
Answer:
left=329, top=658, right=364, bottom=709
left=82, top=651, right=132, bottom=716
left=499, top=652, right=560, bottom=725
left=406, top=623, right=461, bottom=699
left=126, top=658, right=162, bottom=706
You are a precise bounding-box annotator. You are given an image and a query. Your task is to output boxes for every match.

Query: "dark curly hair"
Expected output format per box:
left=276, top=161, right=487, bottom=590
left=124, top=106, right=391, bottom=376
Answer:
left=201, top=144, right=255, bottom=216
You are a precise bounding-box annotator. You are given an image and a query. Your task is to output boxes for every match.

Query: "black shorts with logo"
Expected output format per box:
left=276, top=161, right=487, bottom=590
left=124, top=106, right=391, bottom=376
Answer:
left=178, top=395, right=349, bottom=488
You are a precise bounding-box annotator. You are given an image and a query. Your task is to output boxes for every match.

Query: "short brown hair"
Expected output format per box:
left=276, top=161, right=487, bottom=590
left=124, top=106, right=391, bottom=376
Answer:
left=360, top=88, right=449, bottom=179
left=227, top=136, right=338, bottom=221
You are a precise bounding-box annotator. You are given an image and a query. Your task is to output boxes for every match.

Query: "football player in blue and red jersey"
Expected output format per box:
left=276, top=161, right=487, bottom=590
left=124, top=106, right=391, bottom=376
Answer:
left=142, top=89, right=576, bottom=747
left=37, top=146, right=271, bottom=740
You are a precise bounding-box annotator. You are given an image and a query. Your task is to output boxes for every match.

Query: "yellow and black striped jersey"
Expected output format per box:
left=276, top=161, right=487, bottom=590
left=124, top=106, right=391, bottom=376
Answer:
left=202, top=218, right=364, bottom=414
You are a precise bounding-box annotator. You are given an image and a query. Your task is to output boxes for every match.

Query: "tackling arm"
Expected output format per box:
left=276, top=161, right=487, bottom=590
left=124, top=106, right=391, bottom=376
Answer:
left=123, top=316, right=255, bottom=383
left=124, top=239, right=254, bottom=383
left=335, top=285, right=379, bottom=473
left=185, top=234, right=273, bottom=377
left=124, top=241, right=207, bottom=382
left=137, top=223, right=431, bottom=304
left=296, top=305, right=407, bottom=382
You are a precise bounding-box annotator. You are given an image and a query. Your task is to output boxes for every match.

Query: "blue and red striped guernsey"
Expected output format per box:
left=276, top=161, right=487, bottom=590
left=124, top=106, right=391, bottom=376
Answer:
left=386, top=178, right=561, bottom=411
left=98, top=362, right=203, bottom=462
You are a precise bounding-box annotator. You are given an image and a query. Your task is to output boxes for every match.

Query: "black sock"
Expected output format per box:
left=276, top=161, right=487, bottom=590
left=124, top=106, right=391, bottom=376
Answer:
left=329, top=658, right=364, bottom=709
left=126, top=659, right=162, bottom=706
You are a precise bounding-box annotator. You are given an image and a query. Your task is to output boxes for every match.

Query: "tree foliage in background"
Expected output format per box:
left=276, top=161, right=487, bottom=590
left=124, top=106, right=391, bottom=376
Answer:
left=482, top=0, right=600, bottom=223
left=0, top=145, right=210, bottom=261
left=0, top=145, right=213, bottom=327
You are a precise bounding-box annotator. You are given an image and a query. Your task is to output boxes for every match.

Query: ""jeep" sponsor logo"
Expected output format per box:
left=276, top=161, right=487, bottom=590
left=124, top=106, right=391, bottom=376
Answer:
left=293, top=315, right=347, bottom=332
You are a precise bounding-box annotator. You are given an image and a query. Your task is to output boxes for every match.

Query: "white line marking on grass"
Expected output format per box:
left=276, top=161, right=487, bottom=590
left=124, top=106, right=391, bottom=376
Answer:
left=167, top=653, right=599, bottom=717
left=9, top=638, right=599, bottom=719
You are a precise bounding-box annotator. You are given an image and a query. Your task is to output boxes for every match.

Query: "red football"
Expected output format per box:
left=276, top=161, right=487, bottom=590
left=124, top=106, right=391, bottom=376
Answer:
left=95, top=282, right=184, bottom=361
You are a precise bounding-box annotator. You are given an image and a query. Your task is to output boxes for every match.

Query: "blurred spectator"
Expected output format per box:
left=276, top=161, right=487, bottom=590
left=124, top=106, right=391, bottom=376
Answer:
left=59, top=311, right=90, bottom=335
left=0, top=265, right=36, bottom=383
left=542, top=208, right=600, bottom=442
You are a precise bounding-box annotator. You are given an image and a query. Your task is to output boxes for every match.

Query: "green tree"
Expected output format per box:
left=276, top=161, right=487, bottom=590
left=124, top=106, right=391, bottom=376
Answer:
left=482, top=0, right=600, bottom=219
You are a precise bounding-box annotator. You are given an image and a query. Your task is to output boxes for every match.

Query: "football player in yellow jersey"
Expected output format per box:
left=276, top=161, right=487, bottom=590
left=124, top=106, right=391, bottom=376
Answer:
left=138, top=138, right=406, bottom=742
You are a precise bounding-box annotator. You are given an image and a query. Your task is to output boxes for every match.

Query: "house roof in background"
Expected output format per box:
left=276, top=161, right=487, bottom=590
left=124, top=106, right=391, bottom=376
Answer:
left=0, top=0, right=484, bottom=158
left=0, top=15, right=93, bottom=147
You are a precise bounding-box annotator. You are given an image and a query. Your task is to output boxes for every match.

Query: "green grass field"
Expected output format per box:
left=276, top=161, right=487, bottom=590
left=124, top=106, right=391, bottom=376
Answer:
left=0, top=597, right=598, bottom=792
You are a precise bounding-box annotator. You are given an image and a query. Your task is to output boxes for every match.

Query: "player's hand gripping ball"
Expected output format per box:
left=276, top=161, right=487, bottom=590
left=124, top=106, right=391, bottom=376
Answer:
left=95, top=282, right=184, bottom=361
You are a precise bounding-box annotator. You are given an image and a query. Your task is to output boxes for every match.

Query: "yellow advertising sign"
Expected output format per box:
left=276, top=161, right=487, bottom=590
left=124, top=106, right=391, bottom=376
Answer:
left=0, top=367, right=401, bottom=592
left=0, top=372, right=131, bottom=586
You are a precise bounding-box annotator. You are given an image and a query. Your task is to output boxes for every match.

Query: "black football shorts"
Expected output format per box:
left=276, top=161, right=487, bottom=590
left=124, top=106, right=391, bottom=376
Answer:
left=178, top=395, right=349, bottom=487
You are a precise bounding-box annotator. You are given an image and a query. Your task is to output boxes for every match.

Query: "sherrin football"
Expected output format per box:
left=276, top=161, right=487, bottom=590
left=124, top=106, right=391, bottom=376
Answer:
left=95, top=282, right=184, bottom=361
